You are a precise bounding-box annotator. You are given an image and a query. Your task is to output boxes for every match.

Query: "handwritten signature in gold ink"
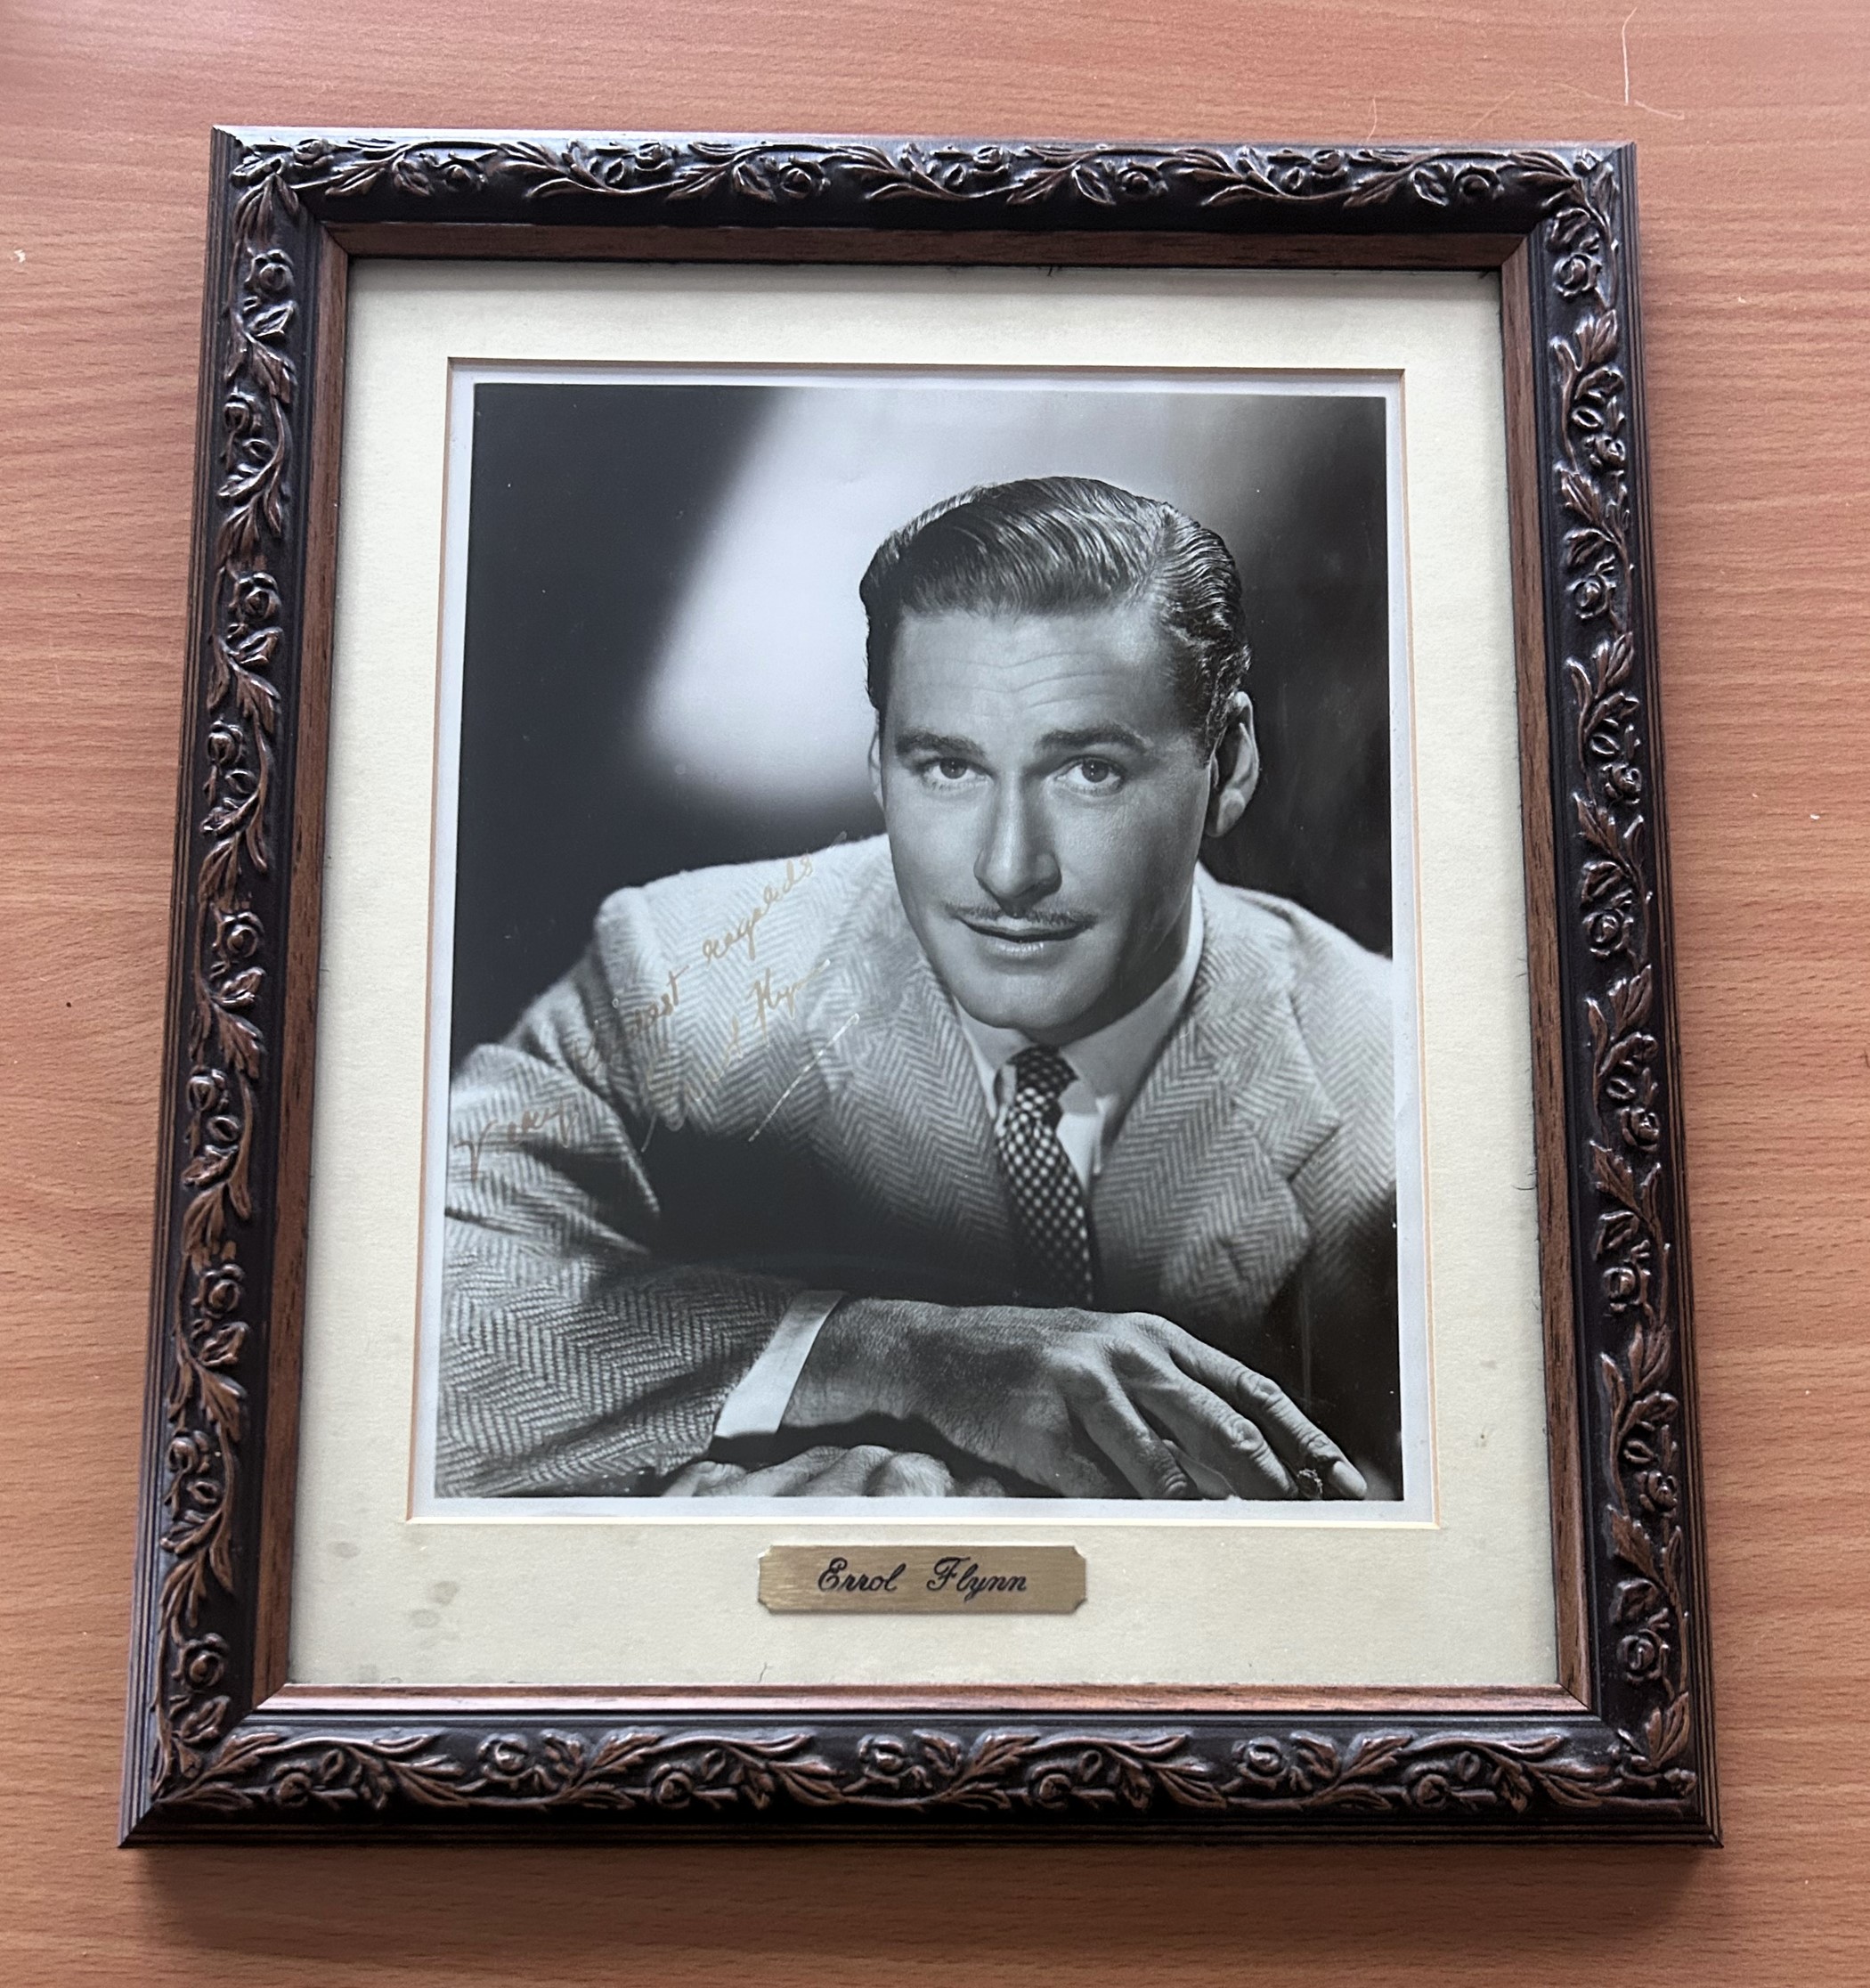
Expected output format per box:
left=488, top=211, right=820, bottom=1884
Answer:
left=698, top=852, right=814, bottom=970
left=614, top=853, right=817, bottom=1050
left=458, top=1096, right=582, bottom=1186
left=617, top=963, right=689, bottom=1046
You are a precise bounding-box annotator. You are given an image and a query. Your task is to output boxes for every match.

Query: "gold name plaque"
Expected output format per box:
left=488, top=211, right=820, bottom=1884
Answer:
left=759, top=1545, right=1086, bottom=1614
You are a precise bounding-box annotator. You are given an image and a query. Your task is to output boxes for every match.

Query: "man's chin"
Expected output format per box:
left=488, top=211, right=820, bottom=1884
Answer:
left=941, top=966, right=1095, bottom=1042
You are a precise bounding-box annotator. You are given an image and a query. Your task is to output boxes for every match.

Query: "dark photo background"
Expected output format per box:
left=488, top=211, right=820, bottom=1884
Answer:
left=451, top=378, right=1392, bottom=1063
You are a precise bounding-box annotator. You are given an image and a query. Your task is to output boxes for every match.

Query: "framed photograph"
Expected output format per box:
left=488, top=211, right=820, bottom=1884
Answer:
left=124, top=128, right=1716, bottom=1839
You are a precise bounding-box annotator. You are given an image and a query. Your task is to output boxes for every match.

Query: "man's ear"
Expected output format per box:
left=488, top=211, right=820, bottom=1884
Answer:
left=868, top=724, right=884, bottom=812
left=1204, top=691, right=1260, bottom=840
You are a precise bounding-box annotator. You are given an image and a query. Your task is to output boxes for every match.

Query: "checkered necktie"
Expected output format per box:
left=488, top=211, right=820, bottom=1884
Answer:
left=995, top=1045, right=1095, bottom=1306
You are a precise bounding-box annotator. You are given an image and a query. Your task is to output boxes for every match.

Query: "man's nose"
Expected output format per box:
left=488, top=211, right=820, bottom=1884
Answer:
left=975, top=783, right=1060, bottom=908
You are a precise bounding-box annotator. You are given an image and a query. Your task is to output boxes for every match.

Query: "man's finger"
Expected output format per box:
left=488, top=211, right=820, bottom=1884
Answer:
left=868, top=1450, right=959, bottom=1496
left=1045, top=1448, right=1133, bottom=1500
left=792, top=1444, right=902, bottom=1495
left=1161, top=1439, right=1240, bottom=1500
left=729, top=1444, right=879, bottom=1495
left=1077, top=1389, right=1199, bottom=1500
left=1171, top=1341, right=1366, bottom=1499
left=1134, top=1373, right=1296, bottom=1499
left=661, top=1458, right=752, bottom=1496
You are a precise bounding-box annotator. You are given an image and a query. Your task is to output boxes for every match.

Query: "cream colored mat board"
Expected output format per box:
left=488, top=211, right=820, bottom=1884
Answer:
left=292, top=261, right=1554, bottom=1689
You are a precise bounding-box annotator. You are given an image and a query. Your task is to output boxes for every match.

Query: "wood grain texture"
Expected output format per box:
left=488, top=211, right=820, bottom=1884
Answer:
left=1, top=0, right=1865, bottom=1974
left=1500, top=239, right=1590, bottom=1707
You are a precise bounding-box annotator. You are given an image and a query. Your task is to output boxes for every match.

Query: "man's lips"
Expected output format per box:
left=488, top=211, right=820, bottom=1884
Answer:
left=955, top=914, right=1089, bottom=945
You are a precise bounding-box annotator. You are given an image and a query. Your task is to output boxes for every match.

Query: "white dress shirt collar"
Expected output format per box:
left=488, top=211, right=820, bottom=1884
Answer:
left=951, top=887, right=1206, bottom=1191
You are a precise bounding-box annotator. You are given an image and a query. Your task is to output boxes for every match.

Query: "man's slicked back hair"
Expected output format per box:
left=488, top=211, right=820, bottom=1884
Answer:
left=859, top=476, right=1250, bottom=751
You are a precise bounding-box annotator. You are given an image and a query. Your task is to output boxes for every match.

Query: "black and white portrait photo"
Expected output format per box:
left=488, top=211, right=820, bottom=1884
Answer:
left=419, top=368, right=1427, bottom=1510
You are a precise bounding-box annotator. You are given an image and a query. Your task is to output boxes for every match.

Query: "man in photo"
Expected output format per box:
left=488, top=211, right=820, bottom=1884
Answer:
left=438, top=476, right=1398, bottom=1500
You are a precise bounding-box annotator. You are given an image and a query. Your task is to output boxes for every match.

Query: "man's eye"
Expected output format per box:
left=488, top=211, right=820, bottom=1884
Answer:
left=923, top=757, right=975, bottom=785
left=1065, top=758, right=1122, bottom=789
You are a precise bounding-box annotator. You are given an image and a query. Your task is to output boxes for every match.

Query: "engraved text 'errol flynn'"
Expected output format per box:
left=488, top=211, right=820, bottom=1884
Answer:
left=759, top=1545, right=1086, bottom=1613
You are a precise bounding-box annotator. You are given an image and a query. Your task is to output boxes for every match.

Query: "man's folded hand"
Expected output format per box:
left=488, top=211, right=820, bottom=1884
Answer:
left=787, top=1297, right=1366, bottom=1503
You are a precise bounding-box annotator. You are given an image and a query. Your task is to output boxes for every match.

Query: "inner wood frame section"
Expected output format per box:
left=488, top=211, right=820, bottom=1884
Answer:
left=256, top=216, right=1590, bottom=1723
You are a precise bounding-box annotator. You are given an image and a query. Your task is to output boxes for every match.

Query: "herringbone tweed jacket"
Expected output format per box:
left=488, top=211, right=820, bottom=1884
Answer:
left=438, top=835, right=1399, bottom=1498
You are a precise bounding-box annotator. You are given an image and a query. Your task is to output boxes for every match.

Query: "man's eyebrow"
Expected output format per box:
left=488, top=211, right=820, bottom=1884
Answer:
left=1036, top=723, right=1150, bottom=754
left=889, top=722, right=1154, bottom=759
left=890, top=728, right=984, bottom=759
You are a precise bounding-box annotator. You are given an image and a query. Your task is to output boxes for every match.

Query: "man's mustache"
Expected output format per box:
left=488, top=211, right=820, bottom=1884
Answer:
left=948, top=906, right=1092, bottom=933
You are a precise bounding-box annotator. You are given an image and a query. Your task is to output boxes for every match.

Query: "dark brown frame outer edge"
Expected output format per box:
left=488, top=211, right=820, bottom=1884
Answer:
left=123, top=131, right=1714, bottom=1842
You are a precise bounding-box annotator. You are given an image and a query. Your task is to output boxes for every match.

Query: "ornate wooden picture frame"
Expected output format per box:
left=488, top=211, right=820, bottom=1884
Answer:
left=123, top=128, right=1715, bottom=1842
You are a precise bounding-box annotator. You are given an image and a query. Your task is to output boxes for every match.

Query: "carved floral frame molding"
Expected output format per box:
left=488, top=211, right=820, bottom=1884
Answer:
left=123, top=130, right=1714, bottom=1842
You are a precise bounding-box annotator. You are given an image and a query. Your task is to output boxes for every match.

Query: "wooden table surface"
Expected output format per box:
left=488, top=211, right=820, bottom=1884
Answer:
left=4, top=0, right=1866, bottom=1979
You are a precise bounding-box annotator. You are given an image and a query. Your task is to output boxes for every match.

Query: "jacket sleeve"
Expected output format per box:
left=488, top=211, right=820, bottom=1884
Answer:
left=435, top=914, right=801, bottom=1498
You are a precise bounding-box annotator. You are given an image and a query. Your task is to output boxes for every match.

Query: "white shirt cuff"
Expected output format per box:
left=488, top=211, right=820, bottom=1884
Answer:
left=711, top=1289, right=844, bottom=1443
